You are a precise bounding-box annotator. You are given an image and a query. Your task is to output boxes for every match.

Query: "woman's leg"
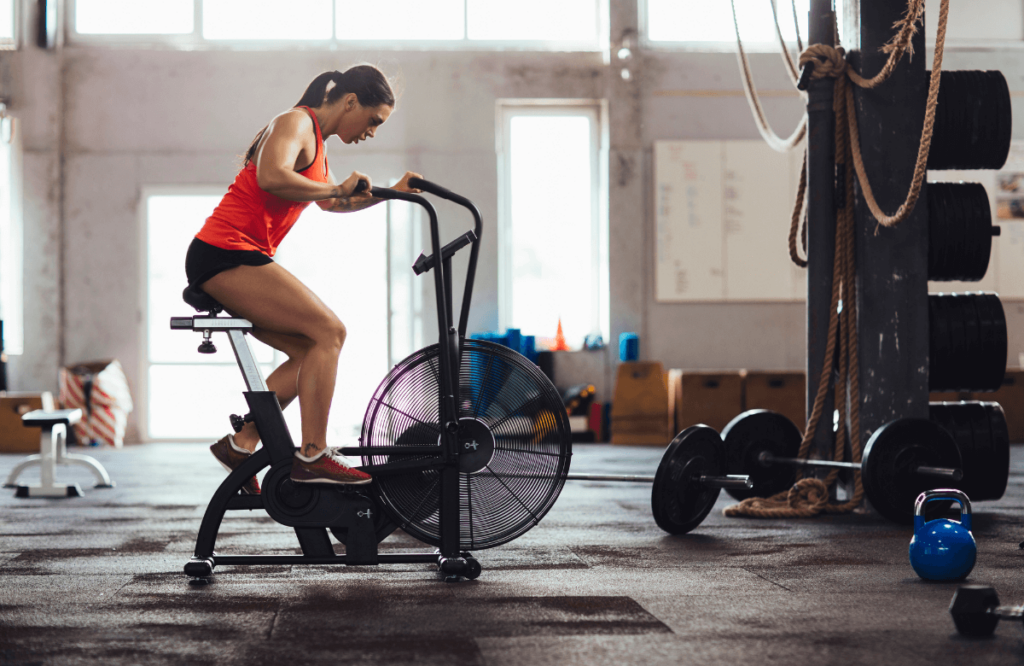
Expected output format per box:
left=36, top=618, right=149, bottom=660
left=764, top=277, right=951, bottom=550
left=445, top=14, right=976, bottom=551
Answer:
left=230, top=329, right=312, bottom=452
left=201, top=262, right=345, bottom=458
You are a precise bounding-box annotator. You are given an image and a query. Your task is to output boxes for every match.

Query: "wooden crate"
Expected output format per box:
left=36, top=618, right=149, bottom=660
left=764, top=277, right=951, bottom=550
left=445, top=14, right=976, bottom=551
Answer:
left=610, top=362, right=673, bottom=446
left=744, top=371, right=806, bottom=431
left=678, top=371, right=744, bottom=434
left=0, top=392, right=56, bottom=453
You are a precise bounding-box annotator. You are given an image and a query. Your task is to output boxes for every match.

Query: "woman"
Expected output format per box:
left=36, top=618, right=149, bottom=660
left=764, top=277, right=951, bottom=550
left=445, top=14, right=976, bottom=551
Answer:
left=185, top=65, right=421, bottom=492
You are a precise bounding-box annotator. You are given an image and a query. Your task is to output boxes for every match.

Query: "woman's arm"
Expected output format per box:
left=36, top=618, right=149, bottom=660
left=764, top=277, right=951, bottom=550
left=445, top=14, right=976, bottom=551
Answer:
left=256, top=111, right=369, bottom=202
left=316, top=166, right=381, bottom=213
left=317, top=171, right=423, bottom=214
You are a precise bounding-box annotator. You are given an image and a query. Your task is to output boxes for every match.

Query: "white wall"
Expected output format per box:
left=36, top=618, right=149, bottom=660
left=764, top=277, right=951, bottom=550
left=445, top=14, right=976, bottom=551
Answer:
left=2, top=1, right=1023, bottom=442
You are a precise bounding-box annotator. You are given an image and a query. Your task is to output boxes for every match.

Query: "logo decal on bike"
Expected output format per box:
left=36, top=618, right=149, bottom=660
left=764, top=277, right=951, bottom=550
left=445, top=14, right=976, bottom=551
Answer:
left=357, top=509, right=373, bottom=519
left=464, top=440, right=480, bottom=451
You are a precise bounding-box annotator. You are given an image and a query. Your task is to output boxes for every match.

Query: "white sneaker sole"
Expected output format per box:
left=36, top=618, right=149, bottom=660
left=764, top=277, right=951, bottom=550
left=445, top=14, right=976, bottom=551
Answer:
left=290, top=476, right=372, bottom=486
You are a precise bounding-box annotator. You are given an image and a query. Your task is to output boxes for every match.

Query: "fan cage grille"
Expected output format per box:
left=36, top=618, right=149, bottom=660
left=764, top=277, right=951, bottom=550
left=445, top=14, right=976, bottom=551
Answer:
left=360, top=339, right=572, bottom=550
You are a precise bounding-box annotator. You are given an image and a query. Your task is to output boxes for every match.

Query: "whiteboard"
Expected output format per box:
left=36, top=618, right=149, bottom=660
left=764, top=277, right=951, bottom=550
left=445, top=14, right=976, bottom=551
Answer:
left=656, top=139, right=1024, bottom=302
left=655, top=140, right=806, bottom=302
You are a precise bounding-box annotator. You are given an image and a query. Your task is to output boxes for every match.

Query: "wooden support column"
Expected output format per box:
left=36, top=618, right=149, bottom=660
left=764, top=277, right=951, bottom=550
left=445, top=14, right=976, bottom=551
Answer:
left=849, top=2, right=931, bottom=448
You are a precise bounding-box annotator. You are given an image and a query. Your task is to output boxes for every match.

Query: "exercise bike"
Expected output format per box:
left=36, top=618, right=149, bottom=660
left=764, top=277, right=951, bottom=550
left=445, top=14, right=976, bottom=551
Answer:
left=173, top=178, right=573, bottom=581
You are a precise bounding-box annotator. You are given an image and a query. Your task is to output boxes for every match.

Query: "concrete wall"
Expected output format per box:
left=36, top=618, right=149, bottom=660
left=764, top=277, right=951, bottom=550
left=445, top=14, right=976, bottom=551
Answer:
left=2, top=1, right=1023, bottom=441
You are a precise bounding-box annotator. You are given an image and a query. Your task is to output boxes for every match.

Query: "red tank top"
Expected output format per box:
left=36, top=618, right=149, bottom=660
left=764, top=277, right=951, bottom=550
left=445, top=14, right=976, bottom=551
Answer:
left=196, top=106, right=329, bottom=257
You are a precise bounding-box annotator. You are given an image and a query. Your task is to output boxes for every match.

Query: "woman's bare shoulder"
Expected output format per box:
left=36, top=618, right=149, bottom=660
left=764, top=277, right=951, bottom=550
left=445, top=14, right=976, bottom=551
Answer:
left=266, top=107, right=314, bottom=136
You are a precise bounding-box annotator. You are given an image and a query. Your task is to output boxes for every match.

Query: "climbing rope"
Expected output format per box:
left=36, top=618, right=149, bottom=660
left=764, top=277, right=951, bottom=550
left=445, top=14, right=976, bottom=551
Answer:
left=729, top=0, right=807, bottom=152
left=725, top=0, right=950, bottom=518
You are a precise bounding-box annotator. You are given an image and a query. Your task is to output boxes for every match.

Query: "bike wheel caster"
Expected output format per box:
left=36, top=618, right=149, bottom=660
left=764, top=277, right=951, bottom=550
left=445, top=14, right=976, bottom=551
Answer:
left=463, top=557, right=482, bottom=580
left=185, top=557, right=214, bottom=579
left=438, top=556, right=467, bottom=582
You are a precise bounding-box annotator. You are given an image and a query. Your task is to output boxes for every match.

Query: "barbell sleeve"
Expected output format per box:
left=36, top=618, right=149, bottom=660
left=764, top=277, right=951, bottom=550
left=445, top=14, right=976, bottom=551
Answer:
left=913, top=465, right=963, bottom=481
left=699, top=475, right=754, bottom=490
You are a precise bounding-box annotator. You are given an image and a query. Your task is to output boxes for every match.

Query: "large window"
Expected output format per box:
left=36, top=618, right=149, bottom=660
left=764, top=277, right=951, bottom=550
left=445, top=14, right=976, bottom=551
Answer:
left=645, top=0, right=809, bottom=49
left=0, top=113, right=21, bottom=355
left=143, top=191, right=397, bottom=443
left=76, top=0, right=193, bottom=34
left=0, top=0, right=15, bottom=48
left=72, top=0, right=605, bottom=48
left=498, top=103, right=608, bottom=349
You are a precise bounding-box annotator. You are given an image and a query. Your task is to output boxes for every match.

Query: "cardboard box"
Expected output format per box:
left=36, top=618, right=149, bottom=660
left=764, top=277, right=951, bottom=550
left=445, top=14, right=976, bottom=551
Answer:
left=667, top=369, right=682, bottom=434
left=745, top=371, right=806, bottom=431
left=678, top=371, right=745, bottom=433
left=0, top=392, right=56, bottom=453
left=971, top=369, right=1024, bottom=443
left=611, top=362, right=673, bottom=446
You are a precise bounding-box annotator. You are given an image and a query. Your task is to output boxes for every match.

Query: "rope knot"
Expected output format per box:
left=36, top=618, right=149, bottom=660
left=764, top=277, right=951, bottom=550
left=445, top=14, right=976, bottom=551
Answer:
left=786, top=478, right=830, bottom=511
left=799, top=44, right=847, bottom=80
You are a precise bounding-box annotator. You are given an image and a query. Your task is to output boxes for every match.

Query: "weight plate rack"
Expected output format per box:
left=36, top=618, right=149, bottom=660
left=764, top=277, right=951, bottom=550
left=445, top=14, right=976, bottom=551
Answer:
left=924, top=65, right=1011, bottom=516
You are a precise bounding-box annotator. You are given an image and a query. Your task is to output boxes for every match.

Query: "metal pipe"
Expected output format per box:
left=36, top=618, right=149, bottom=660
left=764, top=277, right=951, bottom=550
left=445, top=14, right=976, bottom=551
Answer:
left=562, top=473, right=753, bottom=489
left=699, top=475, right=755, bottom=490
left=760, top=452, right=963, bottom=481
left=568, top=473, right=654, bottom=482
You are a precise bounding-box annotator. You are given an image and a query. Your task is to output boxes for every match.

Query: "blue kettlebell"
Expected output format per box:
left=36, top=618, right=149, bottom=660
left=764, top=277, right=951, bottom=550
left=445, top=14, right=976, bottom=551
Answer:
left=908, top=489, right=977, bottom=581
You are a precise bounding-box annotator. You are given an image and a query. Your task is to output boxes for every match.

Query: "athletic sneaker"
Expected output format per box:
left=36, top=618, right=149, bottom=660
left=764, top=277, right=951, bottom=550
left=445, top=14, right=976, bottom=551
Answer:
left=290, top=447, right=372, bottom=485
left=209, top=434, right=261, bottom=495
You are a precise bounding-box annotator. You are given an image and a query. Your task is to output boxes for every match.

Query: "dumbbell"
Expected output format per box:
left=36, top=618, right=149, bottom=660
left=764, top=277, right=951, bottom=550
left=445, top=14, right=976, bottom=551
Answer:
left=722, top=410, right=965, bottom=524
left=949, top=585, right=1024, bottom=637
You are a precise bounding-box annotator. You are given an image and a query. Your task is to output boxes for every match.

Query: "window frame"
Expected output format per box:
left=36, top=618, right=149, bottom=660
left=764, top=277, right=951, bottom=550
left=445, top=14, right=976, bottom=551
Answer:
left=138, top=185, right=410, bottom=442
left=496, top=99, right=609, bottom=347
left=137, top=185, right=268, bottom=443
left=0, top=112, right=22, bottom=355
left=639, top=0, right=807, bottom=53
left=66, top=0, right=607, bottom=51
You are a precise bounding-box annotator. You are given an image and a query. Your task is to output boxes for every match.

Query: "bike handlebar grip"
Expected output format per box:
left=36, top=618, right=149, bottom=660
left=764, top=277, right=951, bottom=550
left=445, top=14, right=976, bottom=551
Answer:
left=408, top=177, right=457, bottom=200
left=353, top=179, right=369, bottom=194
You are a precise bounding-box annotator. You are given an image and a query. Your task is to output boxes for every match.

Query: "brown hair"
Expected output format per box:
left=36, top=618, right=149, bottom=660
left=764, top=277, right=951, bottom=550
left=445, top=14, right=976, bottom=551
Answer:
left=243, top=65, right=395, bottom=166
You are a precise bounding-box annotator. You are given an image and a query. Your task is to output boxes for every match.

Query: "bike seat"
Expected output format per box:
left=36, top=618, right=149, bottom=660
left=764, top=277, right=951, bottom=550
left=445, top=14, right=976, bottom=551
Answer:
left=182, top=285, right=224, bottom=314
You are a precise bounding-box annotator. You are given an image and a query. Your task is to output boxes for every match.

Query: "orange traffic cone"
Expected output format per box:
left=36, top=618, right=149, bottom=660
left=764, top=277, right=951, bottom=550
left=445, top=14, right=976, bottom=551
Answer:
left=553, top=318, right=569, bottom=351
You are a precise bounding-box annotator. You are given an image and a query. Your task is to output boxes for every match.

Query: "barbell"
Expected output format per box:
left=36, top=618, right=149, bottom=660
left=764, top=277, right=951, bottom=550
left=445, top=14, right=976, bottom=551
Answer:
left=721, top=410, right=966, bottom=524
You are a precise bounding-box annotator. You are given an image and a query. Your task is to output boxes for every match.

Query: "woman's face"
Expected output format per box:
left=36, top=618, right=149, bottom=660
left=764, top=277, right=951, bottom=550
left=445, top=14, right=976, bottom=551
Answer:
left=339, top=99, right=393, bottom=145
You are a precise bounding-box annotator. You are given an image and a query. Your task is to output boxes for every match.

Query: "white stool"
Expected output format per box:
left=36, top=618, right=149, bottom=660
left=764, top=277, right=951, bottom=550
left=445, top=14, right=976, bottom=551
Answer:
left=3, top=408, right=115, bottom=497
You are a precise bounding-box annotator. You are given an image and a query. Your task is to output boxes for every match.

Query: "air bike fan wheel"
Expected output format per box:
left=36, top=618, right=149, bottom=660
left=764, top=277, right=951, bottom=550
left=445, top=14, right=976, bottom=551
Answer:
left=360, top=339, right=572, bottom=550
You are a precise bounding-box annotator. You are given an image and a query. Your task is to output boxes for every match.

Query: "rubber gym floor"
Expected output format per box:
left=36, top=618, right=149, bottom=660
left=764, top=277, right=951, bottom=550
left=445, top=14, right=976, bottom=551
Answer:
left=1, top=442, right=1022, bottom=666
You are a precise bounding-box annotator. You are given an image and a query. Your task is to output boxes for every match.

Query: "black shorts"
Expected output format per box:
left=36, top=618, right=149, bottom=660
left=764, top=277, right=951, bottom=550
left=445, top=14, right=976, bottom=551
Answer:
left=185, top=238, right=273, bottom=287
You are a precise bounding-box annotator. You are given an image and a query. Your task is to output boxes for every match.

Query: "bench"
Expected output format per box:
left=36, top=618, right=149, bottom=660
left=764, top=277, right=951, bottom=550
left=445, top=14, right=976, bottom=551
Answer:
left=3, top=408, right=115, bottom=497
